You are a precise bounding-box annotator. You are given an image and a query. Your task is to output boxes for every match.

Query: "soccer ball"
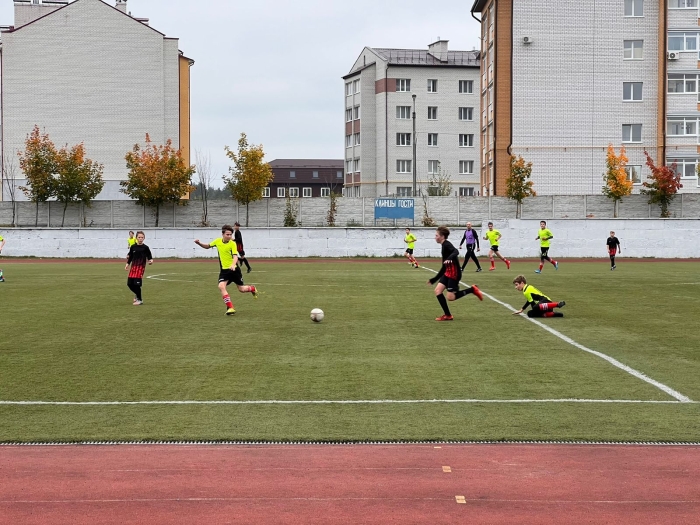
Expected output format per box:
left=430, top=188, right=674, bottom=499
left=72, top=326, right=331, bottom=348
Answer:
left=310, top=308, right=324, bottom=323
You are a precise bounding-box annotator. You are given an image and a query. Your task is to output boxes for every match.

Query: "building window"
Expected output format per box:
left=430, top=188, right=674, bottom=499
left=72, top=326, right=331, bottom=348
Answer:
left=670, top=0, right=697, bottom=7
left=277, top=187, right=286, bottom=198
left=624, top=166, right=642, bottom=184
left=345, top=82, right=352, bottom=96
left=354, top=133, right=361, bottom=145
left=459, top=187, right=475, bottom=196
left=345, top=108, right=353, bottom=122
left=622, top=124, right=642, bottom=142
left=353, top=186, right=361, bottom=197
left=427, top=79, right=438, bottom=93
left=428, top=160, right=440, bottom=174
left=353, top=106, right=360, bottom=120
left=459, top=107, right=474, bottom=121
left=396, top=160, right=412, bottom=173
left=290, top=171, right=296, bottom=178
left=396, top=133, right=412, bottom=146
left=624, top=40, right=643, bottom=60
left=346, top=160, right=352, bottom=172
left=668, top=157, right=699, bottom=178
left=303, top=187, right=312, bottom=198
left=353, top=159, right=361, bottom=172
left=428, top=133, right=438, bottom=146
left=668, top=32, right=698, bottom=52
left=667, top=118, right=698, bottom=136
left=321, top=187, right=331, bottom=197
left=262, top=187, right=270, bottom=198
left=396, top=106, right=411, bottom=119
left=668, top=74, right=698, bottom=93
left=459, top=134, right=474, bottom=147
left=428, top=106, right=438, bottom=120
left=337, top=171, right=343, bottom=179
left=396, top=79, right=411, bottom=92
left=346, top=135, right=352, bottom=148
left=624, top=0, right=643, bottom=16
left=289, top=188, right=299, bottom=198
left=313, top=171, right=319, bottom=178
left=623, top=82, right=643, bottom=101
left=459, top=161, right=474, bottom=174
left=396, top=187, right=412, bottom=197
left=459, top=80, right=474, bottom=94
left=353, top=79, right=360, bottom=93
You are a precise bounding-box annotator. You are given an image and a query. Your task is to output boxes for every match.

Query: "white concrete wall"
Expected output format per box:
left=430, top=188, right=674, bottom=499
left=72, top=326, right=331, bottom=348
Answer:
left=2, top=220, right=700, bottom=259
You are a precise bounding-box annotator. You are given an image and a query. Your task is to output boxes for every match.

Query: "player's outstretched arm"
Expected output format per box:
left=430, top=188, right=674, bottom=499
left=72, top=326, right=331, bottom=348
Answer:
left=194, top=239, right=211, bottom=249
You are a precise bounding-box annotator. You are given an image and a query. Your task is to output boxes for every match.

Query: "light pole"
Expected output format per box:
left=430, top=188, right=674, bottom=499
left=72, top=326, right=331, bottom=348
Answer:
left=412, top=93, right=417, bottom=197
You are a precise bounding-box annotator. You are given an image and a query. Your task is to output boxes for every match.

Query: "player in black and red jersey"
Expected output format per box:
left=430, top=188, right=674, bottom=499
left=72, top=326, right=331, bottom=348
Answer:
left=234, top=222, right=252, bottom=273
left=606, top=231, right=621, bottom=270
left=427, top=226, right=483, bottom=321
left=125, top=231, right=153, bottom=305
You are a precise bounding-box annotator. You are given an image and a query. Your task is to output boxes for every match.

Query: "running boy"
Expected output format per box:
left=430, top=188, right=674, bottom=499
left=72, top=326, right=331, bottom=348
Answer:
left=404, top=228, right=419, bottom=268
left=125, top=231, right=153, bottom=305
left=606, top=231, right=621, bottom=270
left=0, top=233, right=5, bottom=282
left=483, top=222, right=511, bottom=271
left=512, top=275, right=565, bottom=318
left=233, top=222, right=252, bottom=273
left=535, top=220, right=558, bottom=273
left=427, top=226, right=483, bottom=321
left=459, top=222, right=482, bottom=272
left=195, top=224, right=258, bottom=315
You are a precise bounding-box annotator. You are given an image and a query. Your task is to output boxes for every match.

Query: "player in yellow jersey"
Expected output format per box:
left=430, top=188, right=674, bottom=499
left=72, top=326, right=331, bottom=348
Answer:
left=483, top=222, right=511, bottom=271
left=512, top=275, right=565, bottom=318
left=195, top=224, right=258, bottom=315
left=404, top=228, right=419, bottom=268
left=0, top=234, right=5, bottom=282
left=535, top=221, right=558, bottom=273
left=127, top=231, right=137, bottom=248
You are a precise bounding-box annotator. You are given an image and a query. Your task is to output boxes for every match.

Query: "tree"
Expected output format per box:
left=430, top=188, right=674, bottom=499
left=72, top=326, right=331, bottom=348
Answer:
left=121, top=134, right=195, bottom=227
left=506, top=154, right=536, bottom=218
left=54, top=143, right=104, bottom=226
left=602, top=144, right=633, bottom=218
left=223, top=133, right=274, bottom=227
left=283, top=192, right=299, bottom=227
left=643, top=151, right=683, bottom=218
left=2, top=152, right=20, bottom=226
left=194, top=149, right=214, bottom=226
left=18, top=125, right=58, bottom=226
left=326, top=191, right=340, bottom=227
left=426, top=165, right=452, bottom=196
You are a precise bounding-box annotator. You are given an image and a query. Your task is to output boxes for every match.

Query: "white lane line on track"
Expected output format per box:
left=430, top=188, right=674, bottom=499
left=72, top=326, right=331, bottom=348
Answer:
left=420, top=266, right=692, bottom=403
left=0, top=399, right=696, bottom=406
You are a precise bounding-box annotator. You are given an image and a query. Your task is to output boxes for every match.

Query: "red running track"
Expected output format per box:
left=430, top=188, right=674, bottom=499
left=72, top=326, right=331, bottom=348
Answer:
left=0, top=444, right=698, bottom=525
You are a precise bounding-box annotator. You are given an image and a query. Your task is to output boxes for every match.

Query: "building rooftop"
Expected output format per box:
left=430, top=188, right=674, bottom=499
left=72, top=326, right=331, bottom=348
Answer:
left=370, top=47, right=480, bottom=67
left=269, top=159, right=344, bottom=169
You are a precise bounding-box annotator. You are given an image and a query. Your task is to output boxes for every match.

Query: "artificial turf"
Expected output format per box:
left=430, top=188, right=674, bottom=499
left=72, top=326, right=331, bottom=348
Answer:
left=0, top=258, right=698, bottom=442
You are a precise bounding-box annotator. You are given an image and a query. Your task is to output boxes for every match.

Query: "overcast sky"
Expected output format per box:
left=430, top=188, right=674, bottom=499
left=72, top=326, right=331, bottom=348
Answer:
left=1, top=0, right=481, bottom=185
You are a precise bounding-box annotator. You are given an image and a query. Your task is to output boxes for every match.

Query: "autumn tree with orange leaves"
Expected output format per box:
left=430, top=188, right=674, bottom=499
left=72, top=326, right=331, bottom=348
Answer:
left=602, top=145, right=633, bottom=218
left=18, top=125, right=58, bottom=226
left=121, top=134, right=195, bottom=226
left=643, top=151, right=682, bottom=218
left=223, top=133, right=274, bottom=227
left=54, top=143, right=104, bottom=226
left=506, top=154, right=536, bottom=218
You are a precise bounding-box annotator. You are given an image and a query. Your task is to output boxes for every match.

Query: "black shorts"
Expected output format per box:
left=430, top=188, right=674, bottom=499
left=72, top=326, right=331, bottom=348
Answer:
left=218, top=268, right=244, bottom=286
left=238, top=250, right=246, bottom=257
left=405, top=248, right=414, bottom=255
left=127, top=277, right=142, bottom=287
left=490, top=245, right=499, bottom=252
left=540, top=247, right=550, bottom=258
left=438, top=275, right=460, bottom=293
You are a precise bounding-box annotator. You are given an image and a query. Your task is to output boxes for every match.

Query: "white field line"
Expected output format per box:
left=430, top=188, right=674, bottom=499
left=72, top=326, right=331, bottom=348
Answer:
left=421, top=267, right=692, bottom=403
left=0, top=399, right=696, bottom=406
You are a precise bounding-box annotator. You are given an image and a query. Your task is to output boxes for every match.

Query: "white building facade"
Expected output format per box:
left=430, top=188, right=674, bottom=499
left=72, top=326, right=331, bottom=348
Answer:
left=343, top=41, right=481, bottom=198
left=0, top=0, right=193, bottom=200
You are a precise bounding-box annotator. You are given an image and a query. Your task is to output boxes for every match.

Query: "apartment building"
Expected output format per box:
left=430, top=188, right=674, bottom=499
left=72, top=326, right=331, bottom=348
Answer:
left=268, top=159, right=344, bottom=198
left=471, top=0, right=681, bottom=195
left=342, top=41, right=481, bottom=198
left=1, top=0, right=194, bottom=200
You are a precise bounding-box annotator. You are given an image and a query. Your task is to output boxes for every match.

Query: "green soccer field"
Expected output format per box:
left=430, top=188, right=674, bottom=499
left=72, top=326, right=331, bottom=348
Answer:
left=0, top=258, right=698, bottom=443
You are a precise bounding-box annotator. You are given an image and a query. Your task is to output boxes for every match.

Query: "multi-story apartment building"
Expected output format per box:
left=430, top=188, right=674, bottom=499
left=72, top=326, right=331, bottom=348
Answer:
left=342, top=41, right=481, bottom=198
left=268, top=159, right=344, bottom=199
left=0, top=0, right=193, bottom=200
left=470, top=0, right=693, bottom=195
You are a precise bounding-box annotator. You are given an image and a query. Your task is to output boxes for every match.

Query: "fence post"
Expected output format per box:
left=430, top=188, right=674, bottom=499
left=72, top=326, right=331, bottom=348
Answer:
left=267, top=197, right=270, bottom=227
left=457, top=195, right=460, bottom=225
left=110, top=200, right=114, bottom=228
left=583, top=195, right=587, bottom=218
left=173, top=202, right=176, bottom=228
left=47, top=201, right=50, bottom=227
left=552, top=195, right=555, bottom=218
left=362, top=198, right=366, bottom=226
left=143, top=204, right=146, bottom=227
left=488, top=196, right=492, bottom=220
left=681, top=193, right=684, bottom=218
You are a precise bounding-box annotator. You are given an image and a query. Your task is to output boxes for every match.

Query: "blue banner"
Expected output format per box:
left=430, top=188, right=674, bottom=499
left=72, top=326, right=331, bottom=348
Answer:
left=374, top=198, right=415, bottom=220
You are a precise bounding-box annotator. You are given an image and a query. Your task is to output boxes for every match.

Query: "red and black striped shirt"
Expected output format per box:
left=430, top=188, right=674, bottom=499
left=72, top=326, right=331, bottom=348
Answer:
left=430, top=240, right=461, bottom=283
left=127, top=244, right=153, bottom=279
